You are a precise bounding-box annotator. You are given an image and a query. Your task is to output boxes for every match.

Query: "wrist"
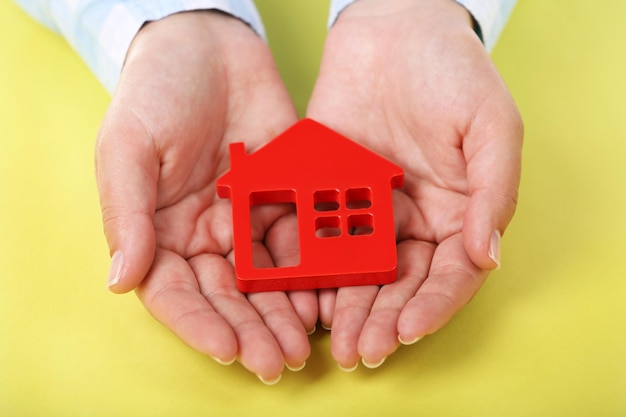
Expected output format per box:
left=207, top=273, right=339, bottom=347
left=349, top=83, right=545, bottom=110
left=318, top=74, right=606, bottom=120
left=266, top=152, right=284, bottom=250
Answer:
left=126, top=11, right=255, bottom=68
left=334, top=0, right=474, bottom=34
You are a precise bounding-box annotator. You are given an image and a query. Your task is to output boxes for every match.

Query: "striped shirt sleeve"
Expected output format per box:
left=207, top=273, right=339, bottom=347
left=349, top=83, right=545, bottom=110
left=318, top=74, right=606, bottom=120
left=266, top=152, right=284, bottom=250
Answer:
left=14, top=0, right=265, bottom=94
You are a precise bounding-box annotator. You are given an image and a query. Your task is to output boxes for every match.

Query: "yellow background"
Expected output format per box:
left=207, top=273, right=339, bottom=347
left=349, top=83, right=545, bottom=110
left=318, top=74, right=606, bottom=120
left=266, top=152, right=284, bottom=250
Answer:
left=1, top=1, right=625, bottom=415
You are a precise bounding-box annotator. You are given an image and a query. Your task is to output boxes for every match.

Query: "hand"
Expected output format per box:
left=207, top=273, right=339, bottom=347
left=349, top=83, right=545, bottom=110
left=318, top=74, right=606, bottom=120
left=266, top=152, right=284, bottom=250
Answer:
left=307, top=0, right=523, bottom=369
left=95, top=11, right=317, bottom=383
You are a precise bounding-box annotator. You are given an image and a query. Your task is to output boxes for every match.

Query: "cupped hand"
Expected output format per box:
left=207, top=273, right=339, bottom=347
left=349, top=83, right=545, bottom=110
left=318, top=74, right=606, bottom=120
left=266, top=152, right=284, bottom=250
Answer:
left=95, top=11, right=317, bottom=383
left=307, top=0, right=523, bottom=369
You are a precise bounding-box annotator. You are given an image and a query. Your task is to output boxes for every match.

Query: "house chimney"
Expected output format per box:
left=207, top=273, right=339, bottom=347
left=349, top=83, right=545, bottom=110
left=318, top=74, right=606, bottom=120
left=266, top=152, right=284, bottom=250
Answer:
left=216, top=142, right=247, bottom=199
left=229, top=142, right=247, bottom=169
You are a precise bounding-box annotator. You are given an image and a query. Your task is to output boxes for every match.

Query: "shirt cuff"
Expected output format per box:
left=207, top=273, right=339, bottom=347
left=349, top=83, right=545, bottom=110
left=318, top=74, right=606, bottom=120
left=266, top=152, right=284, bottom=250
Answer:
left=15, top=0, right=265, bottom=95
left=327, top=0, right=359, bottom=28
left=454, top=0, right=517, bottom=51
left=327, top=0, right=517, bottom=52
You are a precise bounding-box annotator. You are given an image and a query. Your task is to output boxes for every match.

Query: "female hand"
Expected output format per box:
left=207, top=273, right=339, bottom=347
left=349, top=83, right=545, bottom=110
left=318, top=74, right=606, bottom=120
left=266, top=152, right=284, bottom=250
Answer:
left=307, top=0, right=523, bottom=369
left=96, top=11, right=317, bottom=383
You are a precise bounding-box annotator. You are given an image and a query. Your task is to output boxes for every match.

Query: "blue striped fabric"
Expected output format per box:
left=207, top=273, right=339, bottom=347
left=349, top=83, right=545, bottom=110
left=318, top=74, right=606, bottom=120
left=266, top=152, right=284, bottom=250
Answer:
left=14, top=0, right=265, bottom=94
left=14, top=0, right=516, bottom=94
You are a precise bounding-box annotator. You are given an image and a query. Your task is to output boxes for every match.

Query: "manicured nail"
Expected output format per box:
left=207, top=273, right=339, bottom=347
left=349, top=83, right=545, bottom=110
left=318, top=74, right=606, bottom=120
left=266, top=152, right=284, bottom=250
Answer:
left=257, top=373, right=282, bottom=385
left=107, top=251, right=124, bottom=289
left=212, top=356, right=236, bottom=366
left=362, top=356, right=386, bottom=369
left=338, top=362, right=358, bottom=372
left=286, top=361, right=306, bottom=372
left=306, top=325, right=317, bottom=335
left=398, top=335, right=422, bottom=345
left=488, top=230, right=501, bottom=270
left=321, top=323, right=332, bottom=331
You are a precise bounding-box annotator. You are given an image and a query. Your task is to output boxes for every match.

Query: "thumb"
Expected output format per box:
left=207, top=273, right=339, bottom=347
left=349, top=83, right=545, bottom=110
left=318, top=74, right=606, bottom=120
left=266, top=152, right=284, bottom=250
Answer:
left=95, top=103, right=159, bottom=293
left=462, top=102, right=523, bottom=270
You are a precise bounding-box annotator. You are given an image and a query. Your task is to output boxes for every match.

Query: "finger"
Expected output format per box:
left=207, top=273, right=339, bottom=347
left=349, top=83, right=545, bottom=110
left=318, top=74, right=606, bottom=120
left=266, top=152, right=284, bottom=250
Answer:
left=135, top=249, right=238, bottom=364
left=261, top=210, right=319, bottom=333
left=96, top=104, right=159, bottom=293
left=288, top=290, right=319, bottom=335
left=397, top=233, right=488, bottom=342
left=247, top=291, right=311, bottom=372
left=330, top=285, right=379, bottom=370
left=318, top=288, right=337, bottom=330
left=462, top=93, right=523, bottom=270
left=246, top=237, right=311, bottom=372
left=357, top=240, right=435, bottom=367
left=190, top=253, right=286, bottom=384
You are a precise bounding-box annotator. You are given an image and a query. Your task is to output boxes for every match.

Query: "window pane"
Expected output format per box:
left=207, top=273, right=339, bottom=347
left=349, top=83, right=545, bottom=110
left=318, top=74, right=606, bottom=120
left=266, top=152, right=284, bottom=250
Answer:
left=348, top=213, right=374, bottom=236
left=314, top=189, right=340, bottom=211
left=315, top=216, right=342, bottom=238
left=346, top=187, right=372, bottom=209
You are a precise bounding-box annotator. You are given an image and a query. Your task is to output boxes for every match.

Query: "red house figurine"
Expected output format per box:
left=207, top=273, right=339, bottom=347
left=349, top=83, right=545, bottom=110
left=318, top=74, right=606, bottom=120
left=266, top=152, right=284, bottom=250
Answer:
left=216, top=118, right=404, bottom=292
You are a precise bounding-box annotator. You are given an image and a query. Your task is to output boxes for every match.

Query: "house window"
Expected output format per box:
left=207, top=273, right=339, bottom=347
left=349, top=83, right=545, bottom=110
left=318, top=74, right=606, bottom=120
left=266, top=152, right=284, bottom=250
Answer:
left=314, top=187, right=374, bottom=238
left=346, top=187, right=372, bottom=209
left=315, top=216, right=342, bottom=238
left=314, top=189, right=340, bottom=212
left=348, top=213, right=374, bottom=236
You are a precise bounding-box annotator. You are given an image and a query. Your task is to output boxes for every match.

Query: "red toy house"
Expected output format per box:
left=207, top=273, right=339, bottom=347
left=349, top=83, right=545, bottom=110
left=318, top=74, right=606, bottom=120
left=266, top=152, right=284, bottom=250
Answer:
left=216, top=118, right=404, bottom=292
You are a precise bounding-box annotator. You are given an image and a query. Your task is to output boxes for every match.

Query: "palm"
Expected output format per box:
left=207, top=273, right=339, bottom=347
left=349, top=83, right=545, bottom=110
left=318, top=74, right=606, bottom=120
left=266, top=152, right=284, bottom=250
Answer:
left=307, top=0, right=522, bottom=368
left=96, top=12, right=314, bottom=382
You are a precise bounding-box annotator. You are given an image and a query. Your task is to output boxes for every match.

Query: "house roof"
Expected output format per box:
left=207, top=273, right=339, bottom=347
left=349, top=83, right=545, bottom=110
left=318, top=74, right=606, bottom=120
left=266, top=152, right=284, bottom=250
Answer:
left=217, top=118, right=404, bottom=195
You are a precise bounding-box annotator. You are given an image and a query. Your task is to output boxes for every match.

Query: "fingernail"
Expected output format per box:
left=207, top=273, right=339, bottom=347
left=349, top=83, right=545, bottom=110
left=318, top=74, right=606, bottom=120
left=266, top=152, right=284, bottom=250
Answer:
left=257, top=373, right=282, bottom=385
left=212, top=356, right=236, bottom=366
left=488, top=230, right=501, bottom=270
left=398, top=335, right=422, bottom=345
left=362, top=357, right=386, bottom=369
left=321, top=323, right=332, bottom=331
left=107, top=251, right=124, bottom=289
left=338, top=362, right=359, bottom=372
left=286, top=361, right=306, bottom=372
left=306, top=325, right=317, bottom=335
